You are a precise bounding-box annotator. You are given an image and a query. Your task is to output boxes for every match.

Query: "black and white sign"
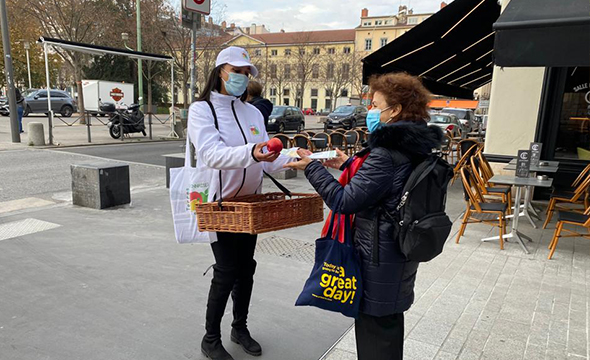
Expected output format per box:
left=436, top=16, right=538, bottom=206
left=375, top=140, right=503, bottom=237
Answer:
left=529, top=142, right=543, bottom=167
left=516, top=150, right=531, bottom=178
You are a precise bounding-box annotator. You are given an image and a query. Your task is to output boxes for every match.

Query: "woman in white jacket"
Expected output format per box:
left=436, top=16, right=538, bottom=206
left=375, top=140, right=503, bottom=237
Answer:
left=188, top=46, right=292, bottom=360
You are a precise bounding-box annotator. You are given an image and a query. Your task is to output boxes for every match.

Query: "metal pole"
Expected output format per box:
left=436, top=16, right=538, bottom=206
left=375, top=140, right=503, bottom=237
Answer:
left=148, top=112, right=152, bottom=140
left=0, top=0, right=20, bottom=143
left=25, top=48, right=32, bottom=89
left=43, top=42, right=54, bottom=145
left=136, top=0, right=143, bottom=106
left=169, top=60, right=177, bottom=138
left=190, top=13, right=197, bottom=103
left=86, top=112, right=91, bottom=143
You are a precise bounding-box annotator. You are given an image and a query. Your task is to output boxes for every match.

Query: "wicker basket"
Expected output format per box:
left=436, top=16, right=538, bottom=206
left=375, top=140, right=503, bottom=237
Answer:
left=195, top=193, right=324, bottom=234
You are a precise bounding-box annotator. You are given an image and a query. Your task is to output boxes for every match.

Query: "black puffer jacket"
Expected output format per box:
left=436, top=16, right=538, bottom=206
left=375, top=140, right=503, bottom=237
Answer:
left=304, top=121, right=443, bottom=316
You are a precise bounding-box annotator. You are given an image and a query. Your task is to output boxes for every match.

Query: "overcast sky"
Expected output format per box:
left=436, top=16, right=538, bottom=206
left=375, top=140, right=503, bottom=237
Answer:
left=219, top=0, right=450, bottom=33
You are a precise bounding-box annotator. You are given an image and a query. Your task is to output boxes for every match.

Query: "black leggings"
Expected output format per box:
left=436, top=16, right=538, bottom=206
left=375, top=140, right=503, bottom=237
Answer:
left=355, top=312, right=404, bottom=360
left=203, top=232, right=258, bottom=343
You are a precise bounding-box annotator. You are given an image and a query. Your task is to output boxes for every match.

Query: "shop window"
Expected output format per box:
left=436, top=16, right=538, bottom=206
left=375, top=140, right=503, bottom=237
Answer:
left=555, top=67, right=590, bottom=160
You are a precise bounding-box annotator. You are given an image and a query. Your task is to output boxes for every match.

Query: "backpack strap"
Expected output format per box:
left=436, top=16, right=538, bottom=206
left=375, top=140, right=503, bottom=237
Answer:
left=204, top=100, right=224, bottom=208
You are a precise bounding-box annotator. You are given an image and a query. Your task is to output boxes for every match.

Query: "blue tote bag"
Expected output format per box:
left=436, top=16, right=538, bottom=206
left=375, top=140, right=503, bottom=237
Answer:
left=295, top=197, right=362, bottom=318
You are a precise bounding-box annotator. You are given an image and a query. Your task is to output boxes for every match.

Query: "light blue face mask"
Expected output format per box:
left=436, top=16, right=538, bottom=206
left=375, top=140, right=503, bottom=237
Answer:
left=366, top=106, right=392, bottom=132
left=222, top=69, right=249, bottom=97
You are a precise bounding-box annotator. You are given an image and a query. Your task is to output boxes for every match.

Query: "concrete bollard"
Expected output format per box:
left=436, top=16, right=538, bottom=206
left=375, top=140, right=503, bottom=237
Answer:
left=28, top=122, right=45, bottom=146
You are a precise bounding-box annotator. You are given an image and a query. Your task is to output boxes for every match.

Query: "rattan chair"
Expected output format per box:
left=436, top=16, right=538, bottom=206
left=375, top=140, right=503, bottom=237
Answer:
left=543, top=174, right=590, bottom=229
left=344, top=130, right=359, bottom=155
left=456, top=167, right=508, bottom=249
left=470, top=155, right=513, bottom=215
left=273, top=134, right=292, bottom=149
left=312, top=132, right=330, bottom=151
left=441, top=133, right=453, bottom=163
left=293, top=134, right=312, bottom=150
left=547, top=207, right=590, bottom=259
left=329, top=132, right=347, bottom=152
left=451, top=143, right=479, bottom=185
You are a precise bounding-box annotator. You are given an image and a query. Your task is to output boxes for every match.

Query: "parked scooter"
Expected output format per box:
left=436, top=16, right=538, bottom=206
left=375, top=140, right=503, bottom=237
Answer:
left=101, top=101, right=146, bottom=139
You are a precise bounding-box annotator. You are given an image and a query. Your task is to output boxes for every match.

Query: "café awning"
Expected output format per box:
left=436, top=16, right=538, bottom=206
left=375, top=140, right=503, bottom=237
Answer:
left=493, top=0, right=590, bottom=67
left=362, top=0, right=500, bottom=100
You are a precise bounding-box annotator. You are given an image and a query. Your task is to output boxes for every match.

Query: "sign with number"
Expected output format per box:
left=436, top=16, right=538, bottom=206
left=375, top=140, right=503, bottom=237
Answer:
left=516, top=150, right=531, bottom=178
left=183, top=0, right=210, bottom=15
left=529, top=142, right=543, bottom=167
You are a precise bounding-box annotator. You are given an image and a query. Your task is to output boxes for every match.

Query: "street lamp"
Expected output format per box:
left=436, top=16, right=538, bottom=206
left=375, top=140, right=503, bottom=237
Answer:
left=23, top=41, right=31, bottom=89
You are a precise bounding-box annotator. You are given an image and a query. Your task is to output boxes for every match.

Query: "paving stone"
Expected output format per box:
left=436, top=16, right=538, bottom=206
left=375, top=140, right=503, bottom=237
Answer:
left=481, top=336, right=526, bottom=360
left=325, top=348, right=357, bottom=360
left=434, top=351, right=458, bottom=360
left=408, top=318, right=454, bottom=347
left=523, top=343, right=546, bottom=360
left=567, top=329, right=588, bottom=357
left=404, top=338, right=439, bottom=360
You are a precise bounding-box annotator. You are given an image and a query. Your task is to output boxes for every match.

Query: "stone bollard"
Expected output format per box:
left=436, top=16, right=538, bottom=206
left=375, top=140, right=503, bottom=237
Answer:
left=28, top=122, right=45, bottom=146
left=71, top=162, right=130, bottom=209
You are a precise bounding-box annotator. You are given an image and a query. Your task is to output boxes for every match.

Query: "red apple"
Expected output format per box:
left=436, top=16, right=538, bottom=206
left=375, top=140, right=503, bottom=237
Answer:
left=267, top=138, right=283, bottom=153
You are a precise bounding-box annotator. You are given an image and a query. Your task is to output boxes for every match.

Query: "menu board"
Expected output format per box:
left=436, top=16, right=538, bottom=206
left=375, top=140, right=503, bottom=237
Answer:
left=529, top=142, right=543, bottom=167
left=516, top=150, right=531, bottom=178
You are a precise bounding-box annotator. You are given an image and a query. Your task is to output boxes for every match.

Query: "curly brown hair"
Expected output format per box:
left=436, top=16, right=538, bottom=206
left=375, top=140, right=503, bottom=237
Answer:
left=369, top=72, right=431, bottom=123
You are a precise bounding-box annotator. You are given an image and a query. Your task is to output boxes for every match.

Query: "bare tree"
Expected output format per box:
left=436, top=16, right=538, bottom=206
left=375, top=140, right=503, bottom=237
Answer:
left=349, top=50, right=367, bottom=104
left=266, top=60, right=292, bottom=105
left=321, top=49, right=355, bottom=112
left=289, top=32, right=322, bottom=109
left=22, top=0, right=119, bottom=119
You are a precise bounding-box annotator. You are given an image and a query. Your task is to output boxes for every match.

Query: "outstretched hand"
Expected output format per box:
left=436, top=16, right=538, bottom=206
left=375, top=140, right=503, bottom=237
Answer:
left=322, top=148, right=349, bottom=170
left=284, top=149, right=313, bottom=171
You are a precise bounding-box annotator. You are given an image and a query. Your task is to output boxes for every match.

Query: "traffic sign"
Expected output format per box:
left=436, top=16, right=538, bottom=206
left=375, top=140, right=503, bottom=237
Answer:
left=183, top=0, right=210, bottom=15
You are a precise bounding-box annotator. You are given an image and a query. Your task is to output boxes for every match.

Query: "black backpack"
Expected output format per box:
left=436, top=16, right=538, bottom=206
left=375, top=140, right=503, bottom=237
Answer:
left=382, top=152, right=454, bottom=262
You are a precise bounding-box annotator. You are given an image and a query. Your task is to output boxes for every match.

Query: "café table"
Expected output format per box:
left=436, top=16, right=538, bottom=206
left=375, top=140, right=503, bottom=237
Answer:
left=503, top=160, right=559, bottom=227
left=482, top=175, right=553, bottom=253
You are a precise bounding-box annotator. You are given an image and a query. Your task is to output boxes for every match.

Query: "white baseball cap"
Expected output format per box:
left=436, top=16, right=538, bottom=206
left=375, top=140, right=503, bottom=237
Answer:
left=215, top=46, right=259, bottom=77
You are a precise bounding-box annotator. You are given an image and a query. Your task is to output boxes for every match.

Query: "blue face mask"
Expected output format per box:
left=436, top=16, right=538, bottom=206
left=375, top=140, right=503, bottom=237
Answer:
left=222, top=70, right=249, bottom=97
left=366, top=105, right=392, bottom=132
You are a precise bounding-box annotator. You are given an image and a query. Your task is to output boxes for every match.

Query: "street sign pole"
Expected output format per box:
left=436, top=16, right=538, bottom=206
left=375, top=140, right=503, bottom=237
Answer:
left=137, top=0, right=143, bottom=106
left=0, top=0, right=20, bottom=143
left=190, top=13, right=197, bottom=103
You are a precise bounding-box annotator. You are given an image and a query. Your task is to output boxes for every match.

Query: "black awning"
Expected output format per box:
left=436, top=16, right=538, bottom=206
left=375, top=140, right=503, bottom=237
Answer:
left=493, top=0, right=590, bottom=67
left=38, top=37, right=173, bottom=62
left=362, top=0, right=500, bottom=99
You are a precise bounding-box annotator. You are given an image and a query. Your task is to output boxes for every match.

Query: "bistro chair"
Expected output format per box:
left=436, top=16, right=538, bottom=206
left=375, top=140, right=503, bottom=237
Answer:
left=329, top=132, right=348, bottom=152
left=547, top=207, right=590, bottom=259
left=302, top=131, right=317, bottom=138
left=312, top=132, right=330, bottom=151
left=470, top=155, right=513, bottom=215
left=451, top=143, right=479, bottom=185
left=292, top=134, right=313, bottom=150
left=456, top=167, right=508, bottom=250
left=441, top=133, right=453, bottom=163
left=553, top=163, right=590, bottom=194
left=456, top=139, right=479, bottom=163
left=344, top=130, right=360, bottom=155
left=542, top=174, right=590, bottom=229
left=273, top=134, right=292, bottom=149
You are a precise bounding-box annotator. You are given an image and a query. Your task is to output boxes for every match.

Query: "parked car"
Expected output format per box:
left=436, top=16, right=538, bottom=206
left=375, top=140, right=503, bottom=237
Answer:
left=302, top=108, right=316, bottom=115
left=325, top=105, right=368, bottom=130
left=0, top=89, right=35, bottom=116
left=428, top=113, right=463, bottom=137
left=317, top=108, right=331, bottom=116
left=442, top=107, right=475, bottom=132
left=267, top=105, right=305, bottom=133
left=24, top=89, right=78, bottom=117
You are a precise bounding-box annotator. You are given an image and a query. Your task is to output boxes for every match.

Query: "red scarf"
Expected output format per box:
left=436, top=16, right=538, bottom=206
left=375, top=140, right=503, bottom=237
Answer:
left=321, top=152, right=370, bottom=243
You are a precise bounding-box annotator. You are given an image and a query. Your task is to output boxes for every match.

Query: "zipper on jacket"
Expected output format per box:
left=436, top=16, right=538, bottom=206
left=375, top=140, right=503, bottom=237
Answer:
left=231, top=100, right=248, bottom=197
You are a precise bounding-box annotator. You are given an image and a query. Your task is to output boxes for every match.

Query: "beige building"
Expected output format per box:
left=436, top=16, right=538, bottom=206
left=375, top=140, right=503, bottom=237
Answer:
left=355, top=6, right=434, bottom=54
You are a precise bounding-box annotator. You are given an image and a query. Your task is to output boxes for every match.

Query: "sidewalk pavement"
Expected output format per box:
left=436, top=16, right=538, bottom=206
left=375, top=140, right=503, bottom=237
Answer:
left=324, top=205, right=590, bottom=360
left=2, top=146, right=588, bottom=360
left=0, top=114, right=325, bottom=150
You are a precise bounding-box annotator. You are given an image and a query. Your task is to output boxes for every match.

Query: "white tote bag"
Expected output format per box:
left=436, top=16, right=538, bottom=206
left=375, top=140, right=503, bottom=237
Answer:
left=169, top=137, right=213, bottom=244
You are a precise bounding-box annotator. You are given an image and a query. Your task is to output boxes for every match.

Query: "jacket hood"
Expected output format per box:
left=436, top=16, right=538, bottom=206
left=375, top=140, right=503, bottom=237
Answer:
left=368, top=120, right=443, bottom=158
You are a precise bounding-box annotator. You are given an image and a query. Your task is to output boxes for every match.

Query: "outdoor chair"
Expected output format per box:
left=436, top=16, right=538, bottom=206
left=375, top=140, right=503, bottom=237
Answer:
left=441, top=133, right=453, bottom=163
left=273, top=134, right=292, bottom=149
left=312, top=132, right=330, bottom=151
left=292, top=134, right=313, bottom=151
left=547, top=207, right=590, bottom=259
left=356, top=130, right=368, bottom=148
left=456, top=167, right=508, bottom=250
left=542, top=174, right=590, bottom=229
left=329, top=132, right=347, bottom=152
left=552, top=164, right=590, bottom=194
left=456, top=139, right=479, bottom=163
left=470, top=155, right=513, bottom=215
left=303, top=131, right=316, bottom=138
left=451, top=143, right=479, bottom=185
left=344, top=130, right=359, bottom=155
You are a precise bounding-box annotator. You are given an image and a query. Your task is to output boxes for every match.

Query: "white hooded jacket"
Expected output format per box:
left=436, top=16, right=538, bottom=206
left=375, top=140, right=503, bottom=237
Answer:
left=187, top=91, right=292, bottom=240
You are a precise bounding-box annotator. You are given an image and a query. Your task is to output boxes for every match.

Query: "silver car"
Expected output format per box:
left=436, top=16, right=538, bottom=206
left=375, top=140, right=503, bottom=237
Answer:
left=428, top=113, right=463, bottom=137
left=24, top=89, right=78, bottom=117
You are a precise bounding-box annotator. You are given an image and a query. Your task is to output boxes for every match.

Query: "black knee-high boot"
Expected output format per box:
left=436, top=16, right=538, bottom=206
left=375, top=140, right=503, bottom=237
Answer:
left=230, top=259, right=262, bottom=356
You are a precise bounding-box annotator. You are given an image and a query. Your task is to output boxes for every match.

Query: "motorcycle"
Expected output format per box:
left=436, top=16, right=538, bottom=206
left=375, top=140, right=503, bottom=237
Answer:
left=102, top=102, right=146, bottom=139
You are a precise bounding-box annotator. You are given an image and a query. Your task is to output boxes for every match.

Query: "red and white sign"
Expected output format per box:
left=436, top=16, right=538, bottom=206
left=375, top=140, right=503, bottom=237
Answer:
left=110, top=88, right=124, bottom=102
left=183, top=0, right=210, bottom=15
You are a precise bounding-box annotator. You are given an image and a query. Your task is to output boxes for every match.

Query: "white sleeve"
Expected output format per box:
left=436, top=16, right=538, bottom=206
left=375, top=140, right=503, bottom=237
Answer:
left=260, top=127, right=295, bottom=174
left=189, top=102, right=257, bottom=170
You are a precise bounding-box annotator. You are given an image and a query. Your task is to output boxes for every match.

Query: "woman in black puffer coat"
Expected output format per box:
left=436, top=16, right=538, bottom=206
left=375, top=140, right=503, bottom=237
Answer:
left=286, top=73, right=442, bottom=360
